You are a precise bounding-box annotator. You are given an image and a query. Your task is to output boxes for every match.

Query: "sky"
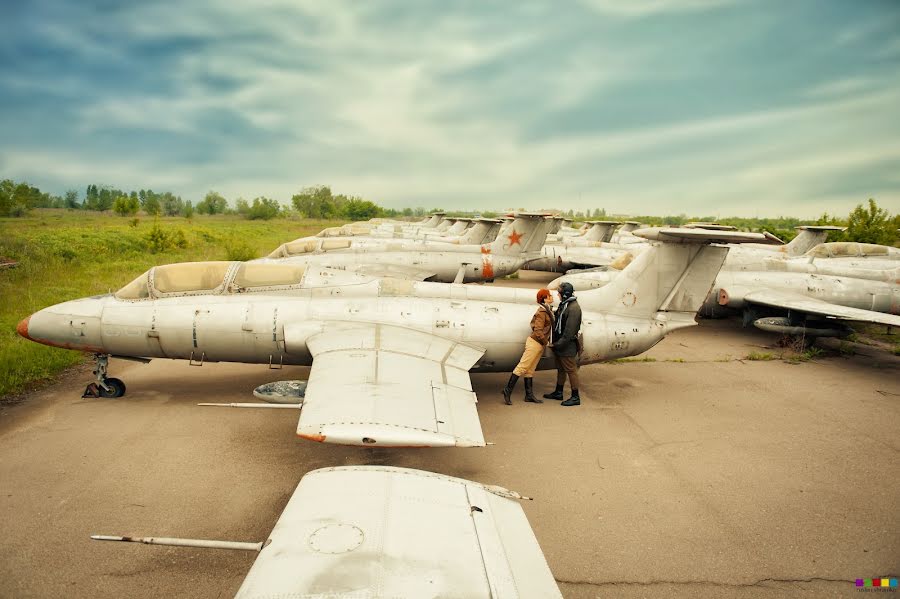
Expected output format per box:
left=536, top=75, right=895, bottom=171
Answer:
left=1, top=1, right=899, bottom=218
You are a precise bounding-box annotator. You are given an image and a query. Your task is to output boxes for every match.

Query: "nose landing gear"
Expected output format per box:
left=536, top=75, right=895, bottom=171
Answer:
left=82, top=354, right=127, bottom=398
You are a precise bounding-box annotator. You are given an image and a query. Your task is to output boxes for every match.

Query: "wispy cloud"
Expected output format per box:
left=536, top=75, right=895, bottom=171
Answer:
left=1, top=0, right=898, bottom=217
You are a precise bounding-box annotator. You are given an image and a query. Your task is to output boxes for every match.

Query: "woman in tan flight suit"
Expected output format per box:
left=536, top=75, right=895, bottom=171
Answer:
left=502, top=288, right=555, bottom=404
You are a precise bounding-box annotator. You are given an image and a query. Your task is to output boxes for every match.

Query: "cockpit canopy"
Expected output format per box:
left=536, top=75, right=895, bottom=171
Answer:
left=267, top=238, right=353, bottom=258
left=805, top=242, right=899, bottom=259
left=115, top=261, right=307, bottom=300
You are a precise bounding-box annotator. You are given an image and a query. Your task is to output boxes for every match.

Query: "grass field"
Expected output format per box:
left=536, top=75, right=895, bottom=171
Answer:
left=0, top=210, right=346, bottom=398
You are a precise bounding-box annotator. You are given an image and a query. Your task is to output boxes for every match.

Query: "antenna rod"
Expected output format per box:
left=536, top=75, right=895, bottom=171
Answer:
left=91, top=535, right=263, bottom=552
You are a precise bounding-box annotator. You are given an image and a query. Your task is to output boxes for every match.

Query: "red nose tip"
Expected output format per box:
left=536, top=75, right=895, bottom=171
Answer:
left=16, top=316, right=31, bottom=340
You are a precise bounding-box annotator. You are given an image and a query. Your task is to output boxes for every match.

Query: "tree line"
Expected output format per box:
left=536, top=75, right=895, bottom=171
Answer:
left=1, top=178, right=897, bottom=244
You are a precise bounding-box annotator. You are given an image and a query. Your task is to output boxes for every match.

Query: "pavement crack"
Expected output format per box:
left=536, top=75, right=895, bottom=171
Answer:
left=556, top=576, right=853, bottom=589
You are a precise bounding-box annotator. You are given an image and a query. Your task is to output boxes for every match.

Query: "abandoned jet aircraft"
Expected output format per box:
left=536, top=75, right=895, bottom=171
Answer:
left=18, top=228, right=771, bottom=447
left=260, top=212, right=551, bottom=283
left=551, top=237, right=900, bottom=339
left=93, top=466, right=563, bottom=598
left=527, top=224, right=840, bottom=273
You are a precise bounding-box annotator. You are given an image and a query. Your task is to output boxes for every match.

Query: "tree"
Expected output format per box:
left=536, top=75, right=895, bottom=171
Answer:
left=161, top=193, right=183, bottom=216
left=341, top=198, right=382, bottom=220
left=845, top=199, right=897, bottom=245
left=64, top=189, right=80, bottom=209
left=143, top=194, right=161, bottom=216
left=96, top=187, right=114, bottom=211
left=113, top=195, right=139, bottom=216
left=292, top=186, right=339, bottom=219
left=246, top=197, right=281, bottom=220
left=181, top=200, right=194, bottom=219
left=235, top=198, right=250, bottom=215
left=197, top=191, right=228, bottom=215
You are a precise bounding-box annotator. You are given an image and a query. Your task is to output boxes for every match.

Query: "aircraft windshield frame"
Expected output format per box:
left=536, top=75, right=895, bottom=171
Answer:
left=115, top=261, right=309, bottom=299
left=151, top=262, right=234, bottom=296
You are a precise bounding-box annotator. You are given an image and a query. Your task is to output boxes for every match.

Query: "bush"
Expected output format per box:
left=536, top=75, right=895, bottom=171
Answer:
left=144, top=222, right=187, bottom=253
left=246, top=197, right=281, bottom=220
left=145, top=222, right=170, bottom=253
left=225, top=240, right=257, bottom=261
left=113, top=196, right=140, bottom=216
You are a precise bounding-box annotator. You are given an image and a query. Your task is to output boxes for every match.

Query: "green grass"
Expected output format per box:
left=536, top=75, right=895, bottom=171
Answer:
left=784, top=346, right=826, bottom=364
left=0, top=210, right=345, bottom=398
left=745, top=351, right=777, bottom=361
left=608, top=356, right=657, bottom=364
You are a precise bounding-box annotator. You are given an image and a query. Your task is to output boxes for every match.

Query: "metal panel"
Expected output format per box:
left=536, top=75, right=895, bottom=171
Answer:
left=235, top=466, right=562, bottom=599
left=297, top=323, right=486, bottom=447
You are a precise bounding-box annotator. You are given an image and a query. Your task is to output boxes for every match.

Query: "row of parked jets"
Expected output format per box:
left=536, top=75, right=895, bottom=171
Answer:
left=16, top=212, right=899, bottom=597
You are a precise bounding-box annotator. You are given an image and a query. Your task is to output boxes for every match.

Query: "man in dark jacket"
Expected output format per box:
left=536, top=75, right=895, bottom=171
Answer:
left=543, top=282, right=583, bottom=406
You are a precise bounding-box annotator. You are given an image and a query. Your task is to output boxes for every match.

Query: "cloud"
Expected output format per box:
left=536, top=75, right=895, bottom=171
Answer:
left=1, top=0, right=899, bottom=218
left=577, top=0, right=735, bottom=18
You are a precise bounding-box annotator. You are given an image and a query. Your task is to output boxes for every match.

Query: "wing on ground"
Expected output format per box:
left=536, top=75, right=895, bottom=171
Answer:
left=296, top=322, right=486, bottom=447
left=745, top=289, right=900, bottom=326
left=235, top=466, right=563, bottom=599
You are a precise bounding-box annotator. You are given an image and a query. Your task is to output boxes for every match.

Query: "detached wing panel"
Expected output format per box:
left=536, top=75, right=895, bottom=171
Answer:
left=298, top=322, right=486, bottom=447
left=235, top=466, right=563, bottom=599
left=745, top=289, right=900, bottom=327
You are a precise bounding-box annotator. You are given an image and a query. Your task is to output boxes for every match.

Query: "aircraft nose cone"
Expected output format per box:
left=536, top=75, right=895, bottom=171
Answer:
left=16, top=316, right=32, bottom=340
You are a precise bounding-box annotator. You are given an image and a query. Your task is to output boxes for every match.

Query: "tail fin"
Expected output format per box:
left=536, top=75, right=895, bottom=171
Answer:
left=422, top=212, right=445, bottom=228
left=488, top=213, right=552, bottom=256
left=544, top=217, right=561, bottom=234
left=577, top=228, right=772, bottom=317
left=784, top=226, right=845, bottom=256
left=582, top=221, right=621, bottom=242
left=457, top=218, right=501, bottom=245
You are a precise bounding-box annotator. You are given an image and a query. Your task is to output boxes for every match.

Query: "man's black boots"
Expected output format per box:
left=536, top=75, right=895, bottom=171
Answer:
left=523, top=378, right=542, bottom=403
left=502, top=374, right=519, bottom=405
left=561, top=389, right=581, bottom=406
left=543, top=384, right=564, bottom=400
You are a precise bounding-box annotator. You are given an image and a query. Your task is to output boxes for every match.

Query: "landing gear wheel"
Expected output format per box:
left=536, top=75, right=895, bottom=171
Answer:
left=98, top=378, right=126, bottom=398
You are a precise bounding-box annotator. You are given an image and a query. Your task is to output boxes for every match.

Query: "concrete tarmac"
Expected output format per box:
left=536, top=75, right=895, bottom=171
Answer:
left=1, top=277, right=898, bottom=598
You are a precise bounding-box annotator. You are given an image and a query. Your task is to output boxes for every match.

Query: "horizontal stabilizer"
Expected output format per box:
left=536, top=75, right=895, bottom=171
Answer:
left=236, top=466, right=563, bottom=598
left=796, top=225, right=846, bottom=232
left=633, top=228, right=778, bottom=244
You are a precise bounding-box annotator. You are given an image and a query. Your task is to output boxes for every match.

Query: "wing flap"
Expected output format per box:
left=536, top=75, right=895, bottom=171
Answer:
left=745, top=289, right=900, bottom=326
left=235, top=466, right=562, bottom=599
left=298, top=323, right=486, bottom=447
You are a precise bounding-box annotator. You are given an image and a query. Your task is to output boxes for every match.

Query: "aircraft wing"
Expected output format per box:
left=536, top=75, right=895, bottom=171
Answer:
left=351, top=263, right=437, bottom=281
left=744, top=289, right=900, bottom=327
left=297, top=322, right=487, bottom=447
left=235, top=466, right=563, bottom=598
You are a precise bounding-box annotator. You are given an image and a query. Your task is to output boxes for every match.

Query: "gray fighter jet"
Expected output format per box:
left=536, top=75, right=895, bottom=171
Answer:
left=551, top=233, right=900, bottom=339
left=261, top=212, right=550, bottom=283
left=17, top=228, right=771, bottom=447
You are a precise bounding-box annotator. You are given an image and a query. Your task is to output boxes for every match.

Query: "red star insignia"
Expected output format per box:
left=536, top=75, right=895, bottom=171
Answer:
left=507, top=229, right=523, bottom=246
left=481, top=245, right=491, bottom=254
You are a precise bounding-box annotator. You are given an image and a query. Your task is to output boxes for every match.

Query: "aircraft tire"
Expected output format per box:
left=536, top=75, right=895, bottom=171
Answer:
left=99, top=378, right=127, bottom=398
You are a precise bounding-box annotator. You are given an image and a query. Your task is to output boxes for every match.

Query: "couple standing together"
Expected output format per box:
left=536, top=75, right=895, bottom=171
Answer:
left=502, top=282, right=582, bottom=407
